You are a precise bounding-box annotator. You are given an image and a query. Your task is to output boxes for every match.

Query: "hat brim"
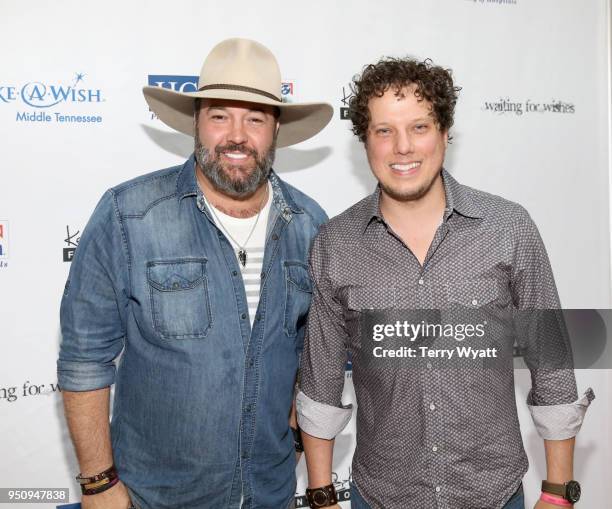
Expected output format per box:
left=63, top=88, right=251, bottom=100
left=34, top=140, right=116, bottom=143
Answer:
left=143, top=86, right=333, bottom=148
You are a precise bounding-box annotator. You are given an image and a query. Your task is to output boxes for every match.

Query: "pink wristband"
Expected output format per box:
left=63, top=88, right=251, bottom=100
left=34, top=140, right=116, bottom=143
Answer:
left=540, top=492, right=572, bottom=507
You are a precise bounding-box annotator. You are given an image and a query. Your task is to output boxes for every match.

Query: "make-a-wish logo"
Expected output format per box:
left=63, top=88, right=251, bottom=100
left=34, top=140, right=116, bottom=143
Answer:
left=63, top=225, right=80, bottom=262
left=0, top=220, right=8, bottom=268
left=147, top=75, right=297, bottom=118
left=3, top=73, right=105, bottom=124
left=1, top=72, right=104, bottom=108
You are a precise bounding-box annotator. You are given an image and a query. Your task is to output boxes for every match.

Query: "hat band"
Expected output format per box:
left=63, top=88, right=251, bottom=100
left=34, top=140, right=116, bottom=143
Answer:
left=198, top=84, right=281, bottom=103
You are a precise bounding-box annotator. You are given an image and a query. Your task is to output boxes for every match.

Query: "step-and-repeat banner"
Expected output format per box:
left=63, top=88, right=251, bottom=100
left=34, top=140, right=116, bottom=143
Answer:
left=1, top=1, right=611, bottom=507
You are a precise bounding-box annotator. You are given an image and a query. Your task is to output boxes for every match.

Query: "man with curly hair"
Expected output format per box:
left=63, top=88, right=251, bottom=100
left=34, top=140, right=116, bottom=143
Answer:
left=296, top=57, right=593, bottom=509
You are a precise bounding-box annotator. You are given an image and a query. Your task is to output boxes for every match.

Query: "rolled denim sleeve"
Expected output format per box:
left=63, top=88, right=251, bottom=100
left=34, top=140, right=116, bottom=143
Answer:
left=297, top=225, right=353, bottom=439
left=57, top=189, right=129, bottom=392
left=511, top=208, right=594, bottom=439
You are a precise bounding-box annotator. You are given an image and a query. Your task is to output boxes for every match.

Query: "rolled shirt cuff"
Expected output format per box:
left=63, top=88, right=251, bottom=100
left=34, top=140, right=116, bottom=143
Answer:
left=527, top=388, right=595, bottom=440
left=296, top=390, right=353, bottom=440
left=56, top=360, right=116, bottom=392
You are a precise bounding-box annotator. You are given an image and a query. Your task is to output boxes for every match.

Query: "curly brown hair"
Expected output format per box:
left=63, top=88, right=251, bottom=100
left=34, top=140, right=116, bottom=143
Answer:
left=348, top=57, right=461, bottom=143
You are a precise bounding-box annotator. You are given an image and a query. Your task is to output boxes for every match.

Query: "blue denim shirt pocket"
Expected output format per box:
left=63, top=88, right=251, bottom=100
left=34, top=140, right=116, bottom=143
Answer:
left=146, top=258, right=213, bottom=339
left=283, top=260, right=312, bottom=337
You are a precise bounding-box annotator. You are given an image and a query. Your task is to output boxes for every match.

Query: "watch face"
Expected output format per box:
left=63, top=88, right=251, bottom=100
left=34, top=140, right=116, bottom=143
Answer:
left=313, top=490, right=329, bottom=506
left=566, top=481, right=581, bottom=503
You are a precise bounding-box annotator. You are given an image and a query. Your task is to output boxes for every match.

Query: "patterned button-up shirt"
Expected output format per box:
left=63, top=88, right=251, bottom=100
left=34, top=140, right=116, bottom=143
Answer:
left=297, top=170, right=594, bottom=509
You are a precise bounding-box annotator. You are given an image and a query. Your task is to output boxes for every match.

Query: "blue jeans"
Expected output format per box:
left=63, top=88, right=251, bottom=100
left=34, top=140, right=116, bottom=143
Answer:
left=349, top=482, right=525, bottom=508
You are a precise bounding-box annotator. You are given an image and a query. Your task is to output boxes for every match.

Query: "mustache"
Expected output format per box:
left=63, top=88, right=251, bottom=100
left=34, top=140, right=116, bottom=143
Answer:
left=214, top=143, right=258, bottom=158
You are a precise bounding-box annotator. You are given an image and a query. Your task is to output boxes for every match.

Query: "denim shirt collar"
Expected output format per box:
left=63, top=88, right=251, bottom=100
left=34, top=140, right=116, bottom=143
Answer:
left=177, top=153, right=302, bottom=221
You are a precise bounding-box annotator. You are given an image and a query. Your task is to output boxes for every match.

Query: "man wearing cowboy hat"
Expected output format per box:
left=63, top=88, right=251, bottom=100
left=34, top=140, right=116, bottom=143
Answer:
left=58, top=38, right=332, bottom=509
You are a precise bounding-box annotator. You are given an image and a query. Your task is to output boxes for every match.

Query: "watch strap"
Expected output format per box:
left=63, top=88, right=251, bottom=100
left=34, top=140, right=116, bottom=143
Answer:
left=542, top=480, right=567, bottom=498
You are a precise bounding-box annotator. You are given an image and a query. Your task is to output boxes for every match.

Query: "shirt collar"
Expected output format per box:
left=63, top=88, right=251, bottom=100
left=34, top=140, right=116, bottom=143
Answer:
left=441, top=169, right=484, bottom=220
left=176, top=153, right=302, bottom=216
left=361, top=168, right=484, bottom=234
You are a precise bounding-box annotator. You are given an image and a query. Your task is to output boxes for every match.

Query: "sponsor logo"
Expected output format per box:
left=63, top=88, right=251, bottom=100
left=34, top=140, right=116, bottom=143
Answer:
left=0, top=220, right=8, bottom=268
left=2, top=73, right=104, bottom=124
left=147, top=75, right=296, bottom=118
left=280, top=81, right=295, bottom=103
left=63, top=225, right=80, bottom=262
left=483, top=97, right=575, bottom=116
left=340, top=85, right=352, bottom=120
left=147, top=75, right=198, bottom=93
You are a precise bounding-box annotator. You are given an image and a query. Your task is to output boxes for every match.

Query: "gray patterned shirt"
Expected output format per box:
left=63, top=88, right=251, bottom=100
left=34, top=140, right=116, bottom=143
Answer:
left=297, top=170, right=594, bottom=509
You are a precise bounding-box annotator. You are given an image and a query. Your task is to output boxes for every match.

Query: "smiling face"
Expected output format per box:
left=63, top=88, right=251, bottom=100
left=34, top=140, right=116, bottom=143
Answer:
left=365, top=85, right=448, bottom=202
left=194, top=98, right=279, bottom=198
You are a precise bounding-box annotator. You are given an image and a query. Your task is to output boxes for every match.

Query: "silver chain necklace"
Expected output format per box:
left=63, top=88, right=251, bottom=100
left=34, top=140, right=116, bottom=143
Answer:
left=205, top=188, right=268, bottom=267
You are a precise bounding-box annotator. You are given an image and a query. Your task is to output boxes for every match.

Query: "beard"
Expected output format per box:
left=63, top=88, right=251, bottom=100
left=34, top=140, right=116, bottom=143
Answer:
left=194, top=129, right=276, bottom=199
left=379, top=168, right=442, bottom=202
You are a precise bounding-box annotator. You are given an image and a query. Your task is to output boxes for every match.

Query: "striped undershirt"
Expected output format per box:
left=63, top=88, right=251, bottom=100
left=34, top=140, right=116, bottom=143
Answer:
left=203, top=183, right=272, bottom=326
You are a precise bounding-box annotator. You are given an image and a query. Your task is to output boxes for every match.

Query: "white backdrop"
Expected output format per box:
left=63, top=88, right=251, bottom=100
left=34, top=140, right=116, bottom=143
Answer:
left=0, top=1, right=610, bottom=507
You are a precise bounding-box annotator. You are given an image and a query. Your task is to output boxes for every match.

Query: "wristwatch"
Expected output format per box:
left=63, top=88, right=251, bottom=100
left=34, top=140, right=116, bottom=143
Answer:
left=306, top=483, right=338, bottom=508
left=541, top=480, right=581, bottom=503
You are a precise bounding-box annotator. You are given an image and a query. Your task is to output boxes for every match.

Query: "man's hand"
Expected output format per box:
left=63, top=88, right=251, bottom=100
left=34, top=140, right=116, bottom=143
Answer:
left=534, top=500, right=572, bottom=509
left=81, top=480, right=132, bottom=509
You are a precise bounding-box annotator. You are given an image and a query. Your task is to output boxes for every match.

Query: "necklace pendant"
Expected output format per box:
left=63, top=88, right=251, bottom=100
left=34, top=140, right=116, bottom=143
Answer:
left=238, top=249, right=247, bottom=267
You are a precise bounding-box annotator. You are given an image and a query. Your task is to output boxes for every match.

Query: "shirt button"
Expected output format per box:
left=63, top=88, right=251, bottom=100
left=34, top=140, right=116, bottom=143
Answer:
left=241, top=313, right=247, bottom=320
left=232, top=270, right=238, bottom=276
left=429, top=403, right=436, bottom=411
left=472, top=298, right=478, bottom=305
left=245, top=404, right=252, bottom=412
left=172, top=282, right=180, bottom=289
left=418, top=278, right=424, bottom=285
left=435, top=486, right=441, bottom=493
left=255, top=314, right=261, bottom=321
left=248, top=358, right=254, bottom=367
left=432, top=445, right=438, bottom=452
left=272, top=233, right=279, bottom=240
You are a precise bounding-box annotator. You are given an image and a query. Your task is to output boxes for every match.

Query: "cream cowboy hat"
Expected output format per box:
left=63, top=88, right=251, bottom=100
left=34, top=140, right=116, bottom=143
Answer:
left=143, top=38, right=333, bottom=148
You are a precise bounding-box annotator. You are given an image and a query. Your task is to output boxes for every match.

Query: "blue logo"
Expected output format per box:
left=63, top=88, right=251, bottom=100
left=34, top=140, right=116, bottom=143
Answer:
left=147, top=75, right=199, bottom=93
left=2, top=73, right=104, bottom=124
left=1, top=73, right=103, bottom=108
left=280, top=81, right=295, bottom=103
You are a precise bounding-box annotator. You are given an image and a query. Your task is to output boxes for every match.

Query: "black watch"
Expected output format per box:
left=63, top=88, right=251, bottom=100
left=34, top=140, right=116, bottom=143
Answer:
left=306, top=483, right=338, bottom=508
left=541, top=480, right=581, bottom=503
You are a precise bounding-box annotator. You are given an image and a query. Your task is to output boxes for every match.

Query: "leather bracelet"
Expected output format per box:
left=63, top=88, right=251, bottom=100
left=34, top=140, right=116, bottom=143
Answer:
left=291, top=426, right=304, bottom=452
left=306, top=483, right=338, bottom=508
left=76, top=464, right=120, bottom=495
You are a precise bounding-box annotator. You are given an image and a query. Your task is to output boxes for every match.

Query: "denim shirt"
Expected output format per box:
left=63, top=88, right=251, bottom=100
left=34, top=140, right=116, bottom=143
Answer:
left=58, top=155, right=327, bottom=509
